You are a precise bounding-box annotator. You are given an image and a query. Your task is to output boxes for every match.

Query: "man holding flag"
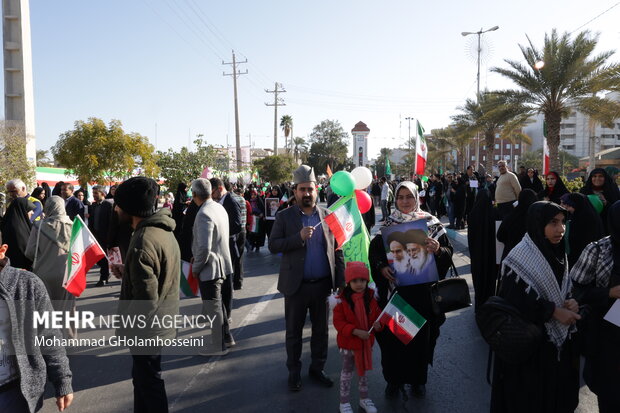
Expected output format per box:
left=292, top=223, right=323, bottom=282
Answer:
left=269, top=165, right=344, bottom=392
left=112, top=177, right=180, bottom=413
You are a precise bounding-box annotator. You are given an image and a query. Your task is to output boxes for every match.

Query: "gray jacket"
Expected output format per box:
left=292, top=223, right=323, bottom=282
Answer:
left=192, top=199, right=233, bottom=282
left=0, top=260, right=73, bottom=413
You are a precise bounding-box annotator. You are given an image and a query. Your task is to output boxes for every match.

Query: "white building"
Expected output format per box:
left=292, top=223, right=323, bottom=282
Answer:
left=524, top=92, right=620, bottom=158
left=351, top=121, right=370, bottom=167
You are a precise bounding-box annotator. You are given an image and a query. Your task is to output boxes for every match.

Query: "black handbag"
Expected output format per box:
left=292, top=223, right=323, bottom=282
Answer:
left=475, top=296, right=543, bottom=364
left=431, top=263, right=472, bottom=313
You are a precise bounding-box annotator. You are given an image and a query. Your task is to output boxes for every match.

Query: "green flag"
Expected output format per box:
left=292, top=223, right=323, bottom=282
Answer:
left=385, top=158, right=391, bottom=176
left=327, top=195, right=372, bottom=282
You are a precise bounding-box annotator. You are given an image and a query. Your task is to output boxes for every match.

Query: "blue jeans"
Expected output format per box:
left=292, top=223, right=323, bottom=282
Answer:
left=381, top=200, right=389, bottom=221
left=447, top=200, right=455, bottom=227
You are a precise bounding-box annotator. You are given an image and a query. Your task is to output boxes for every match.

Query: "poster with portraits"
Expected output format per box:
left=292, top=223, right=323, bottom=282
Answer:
left=265, top=198, right=280, bottom=220
left=381, top=220, right=439, bottom=286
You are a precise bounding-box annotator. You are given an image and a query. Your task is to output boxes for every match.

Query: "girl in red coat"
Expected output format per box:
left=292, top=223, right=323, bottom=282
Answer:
left=333, top=261, right=383, bottom=413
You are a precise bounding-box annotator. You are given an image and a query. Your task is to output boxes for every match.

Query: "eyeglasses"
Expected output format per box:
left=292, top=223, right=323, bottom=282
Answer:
left=396, top=195, right=415, bottom=201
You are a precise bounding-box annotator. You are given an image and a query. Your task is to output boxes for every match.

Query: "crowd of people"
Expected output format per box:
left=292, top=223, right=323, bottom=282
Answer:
left=1, top=160, right=620, bottom=412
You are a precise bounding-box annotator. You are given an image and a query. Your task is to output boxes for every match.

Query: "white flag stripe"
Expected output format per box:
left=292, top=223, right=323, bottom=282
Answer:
left=382, top=302, right=422, bottom=338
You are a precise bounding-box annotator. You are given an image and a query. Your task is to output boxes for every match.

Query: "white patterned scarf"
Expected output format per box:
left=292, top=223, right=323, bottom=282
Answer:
left=502, top=233, right=575, bottom=352
left=380, top=181, right=444, bottom=239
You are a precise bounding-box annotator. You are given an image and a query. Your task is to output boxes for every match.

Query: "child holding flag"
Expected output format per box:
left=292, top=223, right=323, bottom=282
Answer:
left=333, top=261, right=382, bottom=413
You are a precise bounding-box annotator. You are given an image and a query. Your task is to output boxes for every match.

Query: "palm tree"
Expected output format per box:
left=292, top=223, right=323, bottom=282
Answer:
left=492, top=29, right=620, bottom=171
left=280, top=115, right=293, bottom=153
left=452, top=92, right=525, bottom=172
left=292, top=137, right=307, bottom=163
left=499, top=117, right=533, bottom=169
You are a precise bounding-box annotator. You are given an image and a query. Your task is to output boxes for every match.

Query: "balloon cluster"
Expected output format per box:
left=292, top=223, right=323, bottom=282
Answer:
left=330, top=167, right=373, bottom=213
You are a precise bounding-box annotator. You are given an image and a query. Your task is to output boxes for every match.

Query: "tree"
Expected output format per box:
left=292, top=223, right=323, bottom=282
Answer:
left=519, top=148, right=579, bottom=176
left=280, top=115, right=293, bottom=153
left=292, top=137, right=307, bottom=163
left=492, top=29, right=620, bottom=171
left=156, top=139, right=220, bottom=190
left=374, top=148, right=393, bottom=179
left=253, top=154, right=297, bottom=184
left=452, top=91, right=529, bottom=172
left=0, top=122, right=35, bottom=189
left=36, top=149, right=54, bottom=167
left=307, top=120, right=349, bottom=173
left=52, top=118, right=159, bottom=188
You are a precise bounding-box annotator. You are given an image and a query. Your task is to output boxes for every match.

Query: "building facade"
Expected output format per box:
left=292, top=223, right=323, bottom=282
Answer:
left=351, top=121, right=370, bottom=167
left=523, top=91, right=620, bottom=159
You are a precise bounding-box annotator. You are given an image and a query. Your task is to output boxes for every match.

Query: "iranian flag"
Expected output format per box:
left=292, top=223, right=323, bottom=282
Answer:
left=378, top=292, right=426, bottom=345
left=180, top=260, right=200, bottom=298
left=63, top=216, right=106, bottom=297
left=324, top=196, right=359, bottom=249
left=542, top=138, right=550, bottom=175
left=415, top=120, right=427, bottom=175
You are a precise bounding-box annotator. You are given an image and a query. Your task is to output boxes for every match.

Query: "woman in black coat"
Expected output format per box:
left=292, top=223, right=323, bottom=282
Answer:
left=538, top=171, right=569, bottom=204
left=560, top=192, right=604, bottom=269
left=0, top=198, right=35, bottom=270
left=580, top=168, right=620, bottom=234
left=497, top=189, right=538, bottom=261
left=491, top=202, right=580, bottom=413
left=452, top=175, right=466, bottom=229
left=369, top=181, right=453, bottom=399
left=520, top=168, right=544, bottom=193
left=571, top=201, right=620, bottom=412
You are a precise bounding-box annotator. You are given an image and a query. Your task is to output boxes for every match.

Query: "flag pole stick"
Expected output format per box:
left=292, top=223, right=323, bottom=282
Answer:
left=367, top=293, right=396, bottom=334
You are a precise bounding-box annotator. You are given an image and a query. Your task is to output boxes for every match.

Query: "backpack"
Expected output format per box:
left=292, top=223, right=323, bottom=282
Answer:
left=475, top=296, right=543, bottom=364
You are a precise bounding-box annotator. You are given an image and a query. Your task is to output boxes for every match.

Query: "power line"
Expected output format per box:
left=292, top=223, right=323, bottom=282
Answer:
left=571, top=1, right=620, bottom=33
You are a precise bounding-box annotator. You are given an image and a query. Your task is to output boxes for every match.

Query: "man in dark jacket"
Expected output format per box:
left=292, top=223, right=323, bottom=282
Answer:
left=210, top=178, right=241, bottom=331
left=60, top=183, right=84, bottom=221
left=90, top=186, right=114, bottom=286
left=269, top=165, right=344, bottom=392
left=112, top=177, right=180, bottom=413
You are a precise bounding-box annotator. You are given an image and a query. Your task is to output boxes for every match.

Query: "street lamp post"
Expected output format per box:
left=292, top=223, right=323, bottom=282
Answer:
left=461, top=25, right=499, bottom=171
left=405, top=117, right=413, bottom=177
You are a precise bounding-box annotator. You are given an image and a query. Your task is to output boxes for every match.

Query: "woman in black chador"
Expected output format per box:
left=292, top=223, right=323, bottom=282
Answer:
left=497, top=189, right=538, bottom=261
left=560, top=192, right=604, bottom=269
left=491, top=201, right=580, bottom=413
left=467, top=188, right=497, bottom=309
left=571, top=200, right=620, bottom=413
left=369, top=181, right=453, bottom=399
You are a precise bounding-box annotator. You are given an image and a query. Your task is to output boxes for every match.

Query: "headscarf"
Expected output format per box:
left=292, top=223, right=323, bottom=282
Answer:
left=52, top=181, right=64, bottom=197
left=502, top=201, right=572, bottom=351
left=41, top=182, right=52, bottom=203
left=497, top=189, right=538, bottom=261
left=540, top=171, right=569, bottom=203
left=31, top=187, right=44, bottom=201
left=381, top=181, right=442, bottom=232
left=561, top=192, right=604, bottom=267
left=0, top=197, right=35, bottom=268
left=582, top=168, right=620, bottom=204
left=37, top=196, right=73, bottom=251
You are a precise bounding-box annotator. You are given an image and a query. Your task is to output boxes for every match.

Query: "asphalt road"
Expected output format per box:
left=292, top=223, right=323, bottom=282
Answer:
left=39, top=207, right=598, bottom=413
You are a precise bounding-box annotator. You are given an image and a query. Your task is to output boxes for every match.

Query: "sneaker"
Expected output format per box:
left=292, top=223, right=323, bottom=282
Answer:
left=359, top=399, right=377, bottom=413
left=339, top=403, right=353, bottom=413
left=225, top=336, right=236, bottom=348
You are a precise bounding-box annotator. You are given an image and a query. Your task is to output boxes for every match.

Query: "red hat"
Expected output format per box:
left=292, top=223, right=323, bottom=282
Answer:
left=345, top=261, right=369, bottom=284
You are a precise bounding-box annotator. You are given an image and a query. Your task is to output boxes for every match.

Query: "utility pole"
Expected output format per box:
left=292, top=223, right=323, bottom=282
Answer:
left=223, top=50, right=247, bottom=171
left=462, top=25, right=499, bottom=171
left=405, top=117, right=413, bottom=176
left=265, top=82, right=286, bottom=155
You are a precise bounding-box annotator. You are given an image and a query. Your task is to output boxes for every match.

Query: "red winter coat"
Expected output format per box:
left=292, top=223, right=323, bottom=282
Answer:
left=333, top=292, right=382, bottom=351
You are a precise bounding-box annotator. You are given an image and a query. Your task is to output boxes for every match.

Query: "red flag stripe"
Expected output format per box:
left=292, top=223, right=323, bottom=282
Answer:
left=324, top=212, right=346, bottom=247
left=64, top=243, right=105, bottom=297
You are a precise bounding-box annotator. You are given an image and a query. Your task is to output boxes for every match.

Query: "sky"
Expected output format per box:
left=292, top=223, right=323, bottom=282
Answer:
left=6, top=0, right=620, bottom=161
